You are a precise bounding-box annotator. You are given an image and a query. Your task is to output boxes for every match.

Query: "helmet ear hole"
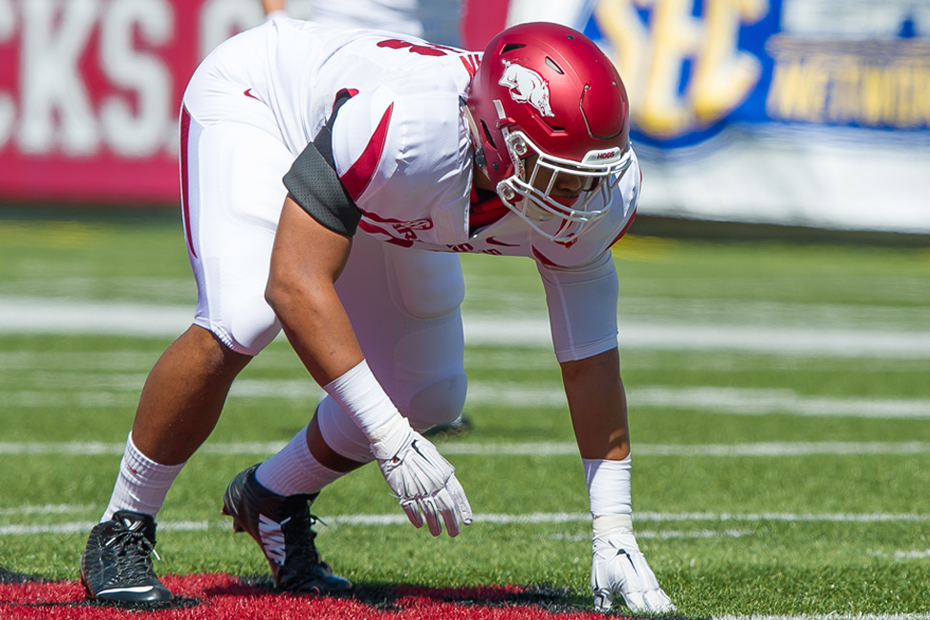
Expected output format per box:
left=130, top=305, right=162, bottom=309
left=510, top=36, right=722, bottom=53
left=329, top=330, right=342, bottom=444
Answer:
left=545, top=57, right=564, bottom=74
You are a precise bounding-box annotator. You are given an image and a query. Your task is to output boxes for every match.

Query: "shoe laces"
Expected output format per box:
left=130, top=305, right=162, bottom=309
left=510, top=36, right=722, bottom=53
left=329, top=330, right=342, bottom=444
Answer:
left=105, top=521, right=160, bottom=579
left=280, top=509, right=326, bottom=569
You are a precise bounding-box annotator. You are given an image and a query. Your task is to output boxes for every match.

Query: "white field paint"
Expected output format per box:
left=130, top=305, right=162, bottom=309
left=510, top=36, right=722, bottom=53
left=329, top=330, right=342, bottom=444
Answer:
left=2, top=381, right=929, bottom=419
left=549, top=529, right=755, bottom=542
left=4, top=510, right=930, bottom=536
left=464, top=384, right=930, bottom=419
left=871, top=549, right=930, bottom=559
left=2, top=441, right=930, bottom=457
left=714, top=616, right=930, bottom=620
left=0, top=503, right=96, bottom=516
left=3, top=296, right=930, bottom=358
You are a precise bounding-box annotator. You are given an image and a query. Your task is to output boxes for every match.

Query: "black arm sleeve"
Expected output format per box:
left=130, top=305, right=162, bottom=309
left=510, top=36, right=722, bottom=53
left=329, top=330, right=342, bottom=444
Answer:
left=283, top=93, right=361, bottom=237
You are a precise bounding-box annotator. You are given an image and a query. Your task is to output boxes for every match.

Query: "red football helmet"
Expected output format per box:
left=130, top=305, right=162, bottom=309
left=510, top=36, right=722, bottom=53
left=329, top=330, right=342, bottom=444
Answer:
left=466, top=22, right=632, bottom=243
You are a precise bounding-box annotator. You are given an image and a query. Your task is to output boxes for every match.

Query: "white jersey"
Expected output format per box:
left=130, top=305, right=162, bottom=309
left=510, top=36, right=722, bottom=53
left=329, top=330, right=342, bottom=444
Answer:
left=185, top=17, right=641, bottom=362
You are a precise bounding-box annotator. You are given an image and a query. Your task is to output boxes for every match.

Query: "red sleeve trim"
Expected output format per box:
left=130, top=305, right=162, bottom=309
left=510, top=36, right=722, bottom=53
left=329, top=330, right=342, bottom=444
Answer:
left=339, top=103, right=393, bottom=202
left=532, top=245, right=561, bottom=268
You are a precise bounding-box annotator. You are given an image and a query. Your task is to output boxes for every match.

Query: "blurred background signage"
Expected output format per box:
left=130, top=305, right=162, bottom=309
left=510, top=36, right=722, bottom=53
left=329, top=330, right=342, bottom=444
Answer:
left=1, top=0, right=927, bottom=231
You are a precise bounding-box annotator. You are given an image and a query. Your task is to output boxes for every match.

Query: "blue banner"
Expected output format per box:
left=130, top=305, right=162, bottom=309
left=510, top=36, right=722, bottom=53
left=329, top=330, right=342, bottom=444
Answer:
left=582, top=0, right=930, bottom=148
left=571, top=0, right=929, bottom=233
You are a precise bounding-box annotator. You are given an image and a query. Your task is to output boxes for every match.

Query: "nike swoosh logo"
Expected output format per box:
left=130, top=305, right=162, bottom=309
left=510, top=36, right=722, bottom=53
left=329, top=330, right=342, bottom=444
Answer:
left=486, top=236, right=519, bottom=247
left=98, top=586, right=155, bottom=595
left=244, top=88, right=261, bottom=101
left=618, top=549, right=638, bottom=573
left=411, top=439, right=427, bottom=460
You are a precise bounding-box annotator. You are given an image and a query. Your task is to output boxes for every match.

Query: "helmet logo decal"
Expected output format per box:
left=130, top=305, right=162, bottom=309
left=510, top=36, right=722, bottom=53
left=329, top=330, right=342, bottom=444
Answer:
left=498, top=60, right=554, bottom=118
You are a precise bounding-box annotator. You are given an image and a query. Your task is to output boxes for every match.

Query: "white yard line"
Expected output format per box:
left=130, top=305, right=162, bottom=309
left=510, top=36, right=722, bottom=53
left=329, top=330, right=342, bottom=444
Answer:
left=2, top=441, right=929, bottom=457
left=3, top=381, right=929, bottom=419
left=0, top=503, right=96, bottom=516
left=465, top=384, right=930, bottom=418
left=4, top=511, right=930, bottom=536
left=0, top=520, right=209, bottom=536
left=712, top=613, right=930, bottom=620
left=441, top=441, right=930, bottom=457
left=629, top=386, right=930, bottom=419
left=871, top=549, right=930, bottom=559
left=0, top=297, right=193, bottom=337
left=0, top=441, right=288, bottom=456
left=550, top=529, right=754, bottom=541
left=3, top=296, right=930, bottom=358
left=635, top=512, right=930, bottom=523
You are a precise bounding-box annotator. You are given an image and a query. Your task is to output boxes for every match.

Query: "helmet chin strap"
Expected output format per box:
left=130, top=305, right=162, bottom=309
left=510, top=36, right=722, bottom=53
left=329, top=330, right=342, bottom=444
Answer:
left=518, top=196, right=555, bottom=222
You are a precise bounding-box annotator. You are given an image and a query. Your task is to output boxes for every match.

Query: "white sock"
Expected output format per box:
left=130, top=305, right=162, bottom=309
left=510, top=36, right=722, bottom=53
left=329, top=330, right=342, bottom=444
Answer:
left=256, top=424, right=345, bottom=496
left=583, top=455, right=634, bottom=535
left=102, top=432, right=186, bottom=521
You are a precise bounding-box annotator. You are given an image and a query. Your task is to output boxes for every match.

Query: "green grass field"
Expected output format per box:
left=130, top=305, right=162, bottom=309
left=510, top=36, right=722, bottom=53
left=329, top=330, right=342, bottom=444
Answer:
left=1, top=207, right=929, bottom=617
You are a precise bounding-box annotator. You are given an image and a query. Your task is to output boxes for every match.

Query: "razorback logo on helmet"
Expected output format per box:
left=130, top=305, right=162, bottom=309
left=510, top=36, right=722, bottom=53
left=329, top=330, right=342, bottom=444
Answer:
left=498, top=60, right=554, bottom=117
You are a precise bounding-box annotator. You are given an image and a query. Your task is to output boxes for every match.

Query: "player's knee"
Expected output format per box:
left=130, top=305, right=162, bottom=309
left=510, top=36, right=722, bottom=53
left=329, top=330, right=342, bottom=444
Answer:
left=405, top=371, right=468, bottom=431
left=215, top=294, right=281, bottom=356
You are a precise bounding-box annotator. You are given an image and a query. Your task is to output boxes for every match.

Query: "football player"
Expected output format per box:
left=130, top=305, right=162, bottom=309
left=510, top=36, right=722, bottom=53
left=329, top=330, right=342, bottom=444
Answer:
left=79, top=17, right=674, bottom=615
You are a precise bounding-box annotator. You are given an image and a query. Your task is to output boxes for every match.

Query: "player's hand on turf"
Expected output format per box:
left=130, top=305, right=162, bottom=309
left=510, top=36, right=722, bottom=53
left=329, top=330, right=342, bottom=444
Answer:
left=591, top=527, right=675, bottom=614
left=369, top=416, right=472, bottom=537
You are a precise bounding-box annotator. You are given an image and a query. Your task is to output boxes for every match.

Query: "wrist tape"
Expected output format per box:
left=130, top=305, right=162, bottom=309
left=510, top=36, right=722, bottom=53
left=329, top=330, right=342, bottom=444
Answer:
left=584, top=455, right=633, bottom=534
left=323, top=360, right=400, bottom=441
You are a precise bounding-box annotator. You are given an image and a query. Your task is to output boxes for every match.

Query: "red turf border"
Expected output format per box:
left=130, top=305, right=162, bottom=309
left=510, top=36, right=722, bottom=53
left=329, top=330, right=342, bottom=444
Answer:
left=0, top=573, right=634, bottom=619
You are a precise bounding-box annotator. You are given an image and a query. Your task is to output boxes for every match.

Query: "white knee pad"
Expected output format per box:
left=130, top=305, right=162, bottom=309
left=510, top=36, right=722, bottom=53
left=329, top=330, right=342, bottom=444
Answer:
left=315, top=395, right=373, bottom=463
left=315, top=234, right=468, bottom=462
left=405, top=370, right=467, bottom=428
left=390, top=320, right=467, bottom=427
left=316, top=369, right=468, bottom=463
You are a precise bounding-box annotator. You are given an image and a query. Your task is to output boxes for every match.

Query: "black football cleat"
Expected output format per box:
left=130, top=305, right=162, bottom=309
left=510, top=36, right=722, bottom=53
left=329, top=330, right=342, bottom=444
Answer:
left=80, top=510, right=173, bottom=603
left=222, top=464, right=352, bottom=593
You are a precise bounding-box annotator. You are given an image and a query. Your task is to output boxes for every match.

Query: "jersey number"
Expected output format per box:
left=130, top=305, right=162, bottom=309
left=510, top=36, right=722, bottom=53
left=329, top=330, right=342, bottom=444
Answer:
left=376, top=39, right=457, bottom=57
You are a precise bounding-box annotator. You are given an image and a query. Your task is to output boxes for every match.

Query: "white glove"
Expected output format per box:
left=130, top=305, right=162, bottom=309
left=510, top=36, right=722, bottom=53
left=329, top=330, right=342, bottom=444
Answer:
left=369, top=416, right=472, bottom=537
left=592, top=527, right=676, bottom=613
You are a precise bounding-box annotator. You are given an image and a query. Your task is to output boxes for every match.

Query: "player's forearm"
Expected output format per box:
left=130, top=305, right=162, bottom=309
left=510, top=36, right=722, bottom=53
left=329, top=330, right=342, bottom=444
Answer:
left=268, top=276, right=417, bottom=451
left=266, top=197, right=363, bottom=385
left=270, top=280, right=364, bottom=385
left=560, top=347, right=630, bottom=460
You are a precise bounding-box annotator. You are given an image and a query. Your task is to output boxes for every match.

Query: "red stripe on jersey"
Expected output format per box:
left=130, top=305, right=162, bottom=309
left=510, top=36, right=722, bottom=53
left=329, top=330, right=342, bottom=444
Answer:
left=532, top=246, right=561, bottom=268
left=179, top=107, right=197, bottom=259
left=340, top=103, right=393, bottom=202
